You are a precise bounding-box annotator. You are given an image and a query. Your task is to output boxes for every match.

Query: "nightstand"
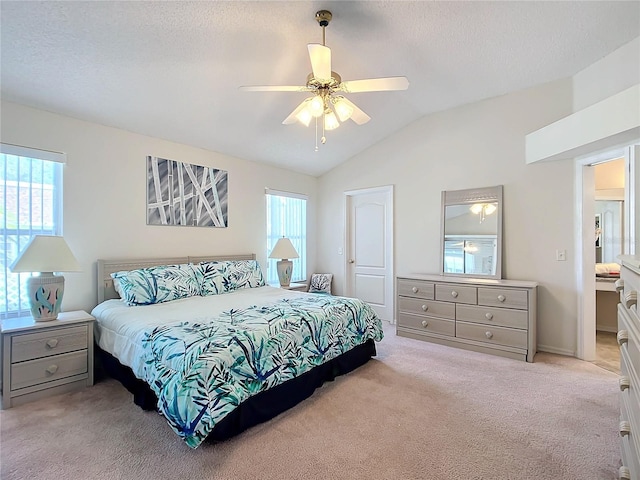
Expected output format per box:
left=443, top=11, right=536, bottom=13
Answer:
left=270, top=282, right=308, bottom=292
left=1, top=310, right=95, bottom=409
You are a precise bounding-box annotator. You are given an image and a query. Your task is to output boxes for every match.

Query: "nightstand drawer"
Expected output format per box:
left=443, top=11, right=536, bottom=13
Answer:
left=11, top=325, right=88, bottom=363
left=11, top=350, right=88, bottom=390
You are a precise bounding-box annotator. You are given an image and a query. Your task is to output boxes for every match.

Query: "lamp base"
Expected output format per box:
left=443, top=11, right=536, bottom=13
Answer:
left=276, top=260, right=293, bottom=288
left=27, top=273, right=65, bottom=321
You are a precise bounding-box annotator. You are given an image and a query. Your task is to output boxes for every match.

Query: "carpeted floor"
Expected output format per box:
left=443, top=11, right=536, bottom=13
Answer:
left=0, top=322, right=621, bottom=480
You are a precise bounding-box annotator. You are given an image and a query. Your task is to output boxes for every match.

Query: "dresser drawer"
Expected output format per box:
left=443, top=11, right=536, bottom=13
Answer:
left=12, top=325, right=88, bottom=363
left=620, top=389, right=640, bottom=478
left=456, top=321, right=527, bottom=349
left=398, top=297, right=455, bottom=319
left=619, top=304, right=640, bottom=374
left=477, top=287, right=528, bottom=310
left=397, top=313, right=455, bottom=337
left=456, top=304, right=528, bottom=329
left=11, top=350, right=88, bottom=390
left=435, top=284, right=477, bottom=304
left=397, top=279, right=434, bottom=300
left=620, top=348, right=640, bottom=439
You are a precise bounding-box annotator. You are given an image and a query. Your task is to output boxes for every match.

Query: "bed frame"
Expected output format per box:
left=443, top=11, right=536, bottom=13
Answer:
left=93, top=254, right=377, bottom=443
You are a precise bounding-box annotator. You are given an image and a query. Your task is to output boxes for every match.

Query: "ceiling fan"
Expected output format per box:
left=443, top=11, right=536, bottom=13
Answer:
left=239, top=10, right=409, bottom=149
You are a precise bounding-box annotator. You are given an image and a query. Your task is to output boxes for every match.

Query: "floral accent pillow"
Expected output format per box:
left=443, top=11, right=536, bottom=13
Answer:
left=220, top=260, right=266, bottom=292
left=111, top=263, right=200, bottom=306
left=193, top=261, right=226, bottom=296
left=308, top=273, right=333, bottom=294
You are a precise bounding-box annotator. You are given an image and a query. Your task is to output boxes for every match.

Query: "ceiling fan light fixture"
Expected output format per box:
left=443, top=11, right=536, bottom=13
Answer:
left=295, top=106, right=313, bottom=127
left=309, top=95, right=325, bottom=117
left=333, top=97, right=354, bottom=122
left=324, top=110, right=340, bottom=130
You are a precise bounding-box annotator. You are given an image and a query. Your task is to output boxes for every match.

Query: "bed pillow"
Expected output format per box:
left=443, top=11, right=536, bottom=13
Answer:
left=194, top=261, right=226, bottom=296
left=111, top=263, right=200, bottom=306
left=220, top=259, right=266, bottom=292
left=308, top=273, right=333, bottom=294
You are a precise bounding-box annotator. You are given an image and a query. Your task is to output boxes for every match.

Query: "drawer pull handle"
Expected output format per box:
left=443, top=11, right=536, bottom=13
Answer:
left=421, top=320, right=429, bottom=328
left=45, top=365, right=58, bottom=375
left=485, top=313, right=493, bottom=320
left=412, top=287, right=419, bottom=293
left=421, top=304, right=428, bottom=312
left=615, top=279, right=624, bottom=293
left=485, top=331, right=493, bottom=339
left=619, top=466, right=631, bottom=480
left=617, top=330, right=629, bottom=346
left=497, top=294, right=506, bottom=302
left=619, top=376, right=630, bottom=391
left=451, top=291, right=458, bottom=298
left=46, top=338, right=59, bottom=349
left=619, top=421, right=631, bottom=436
left=623, top=291, right=637, bottom=309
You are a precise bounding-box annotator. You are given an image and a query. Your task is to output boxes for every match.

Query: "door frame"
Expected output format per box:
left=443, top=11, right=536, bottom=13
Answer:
left=344, top=185, right=394, bottom=322
left=576, top=144, right=637, bottom=360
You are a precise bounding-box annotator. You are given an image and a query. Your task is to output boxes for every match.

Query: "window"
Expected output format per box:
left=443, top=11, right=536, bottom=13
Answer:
left=1, top=144, right=64, bottom=318
left=266, top=189, right=307, bottom=285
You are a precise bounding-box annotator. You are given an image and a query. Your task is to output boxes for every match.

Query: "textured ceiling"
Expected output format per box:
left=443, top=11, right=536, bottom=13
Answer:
left=1, top=1, right=639, bottom=176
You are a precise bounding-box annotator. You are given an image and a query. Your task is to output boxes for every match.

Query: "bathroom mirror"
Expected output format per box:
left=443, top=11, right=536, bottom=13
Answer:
left=440, top=185, right=503, bottom=279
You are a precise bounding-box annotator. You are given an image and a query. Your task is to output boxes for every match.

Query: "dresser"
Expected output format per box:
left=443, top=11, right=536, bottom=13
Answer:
left=1, top=310, right=95, bottom=409
left=617, top=256, right=640, bottom=479
left=396, top=275, right=537, bottom=362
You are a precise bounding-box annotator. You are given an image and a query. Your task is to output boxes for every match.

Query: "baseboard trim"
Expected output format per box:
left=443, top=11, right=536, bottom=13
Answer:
left=596, top=326, right=618, bottom=333
left=537, top=344, right=575, bottom=357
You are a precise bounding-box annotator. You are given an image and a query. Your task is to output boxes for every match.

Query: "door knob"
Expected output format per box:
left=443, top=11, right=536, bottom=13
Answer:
left=348, top=259, right=355, bottom=264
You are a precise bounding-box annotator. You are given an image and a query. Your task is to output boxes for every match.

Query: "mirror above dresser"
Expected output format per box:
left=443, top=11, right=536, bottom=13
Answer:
left=440, top=185, right=503, bottom=279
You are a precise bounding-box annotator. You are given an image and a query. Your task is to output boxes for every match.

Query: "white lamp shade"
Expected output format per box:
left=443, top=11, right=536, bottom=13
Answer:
left=10, top=235, right=81, bottom=273
left=268, top=237, right=299, bottom=260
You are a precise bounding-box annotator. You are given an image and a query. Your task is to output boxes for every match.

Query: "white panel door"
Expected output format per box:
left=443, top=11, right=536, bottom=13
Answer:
left=345, top=186, right=393, bottom=321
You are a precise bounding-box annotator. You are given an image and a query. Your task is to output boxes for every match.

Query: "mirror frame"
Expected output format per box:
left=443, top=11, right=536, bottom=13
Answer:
left=440, top=185, right=503, bottom=279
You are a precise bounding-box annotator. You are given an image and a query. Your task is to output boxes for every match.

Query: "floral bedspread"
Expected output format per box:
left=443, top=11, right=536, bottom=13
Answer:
left=140, top=294, right=383, bottom=448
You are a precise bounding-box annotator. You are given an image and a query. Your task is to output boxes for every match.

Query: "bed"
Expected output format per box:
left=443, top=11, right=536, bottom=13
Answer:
left=596, top=262, right=620, bottom=291
left=91, top=254, right=383, bottom=448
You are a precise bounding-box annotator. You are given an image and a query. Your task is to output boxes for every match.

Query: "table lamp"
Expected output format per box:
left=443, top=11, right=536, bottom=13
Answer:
left=10, top=235, right=81, bottom=321
left=268, top=237, right=299, bottom=287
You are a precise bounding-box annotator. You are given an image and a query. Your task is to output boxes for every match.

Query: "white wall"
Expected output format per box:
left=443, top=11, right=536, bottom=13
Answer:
left=573, top=36, right=640, bottom=111
left=317, top=79, right=578, bottom=355
left=0, top=101, right=318, bottom=314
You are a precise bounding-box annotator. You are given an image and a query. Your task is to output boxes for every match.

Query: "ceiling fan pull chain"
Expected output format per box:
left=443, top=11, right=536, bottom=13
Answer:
left=315, top=116, right=319, bottom=152
left=321, top=112, right=327, bottom=145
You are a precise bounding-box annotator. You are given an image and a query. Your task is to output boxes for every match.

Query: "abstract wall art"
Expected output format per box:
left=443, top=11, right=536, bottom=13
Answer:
left=146, top=156, right=228, bottom=227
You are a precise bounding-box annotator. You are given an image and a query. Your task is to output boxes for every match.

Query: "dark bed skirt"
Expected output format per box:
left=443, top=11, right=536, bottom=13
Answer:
left=96, top=339, right=377, bottom=442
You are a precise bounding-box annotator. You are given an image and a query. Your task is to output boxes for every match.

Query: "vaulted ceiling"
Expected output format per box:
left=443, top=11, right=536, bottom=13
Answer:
left=1, top=1, right=639, bottom=176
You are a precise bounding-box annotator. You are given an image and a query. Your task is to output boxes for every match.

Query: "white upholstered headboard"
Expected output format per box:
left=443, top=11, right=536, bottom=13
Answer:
left=96, top=254, right=257, bottom=305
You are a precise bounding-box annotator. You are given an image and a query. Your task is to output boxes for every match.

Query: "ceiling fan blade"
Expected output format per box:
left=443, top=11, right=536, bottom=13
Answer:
left=339, top=97, right=371, bottom=125
left=340, top=76, right=409, bottom=93
left=308, top=44, right=332, bottom=81
left=282, top=99, right=310, bottom=125
left=239, top=85, right=308, bottom=92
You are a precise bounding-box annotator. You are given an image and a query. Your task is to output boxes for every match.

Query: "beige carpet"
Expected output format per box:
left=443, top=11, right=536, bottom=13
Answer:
left=1, top=322, right=621, bottom=480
